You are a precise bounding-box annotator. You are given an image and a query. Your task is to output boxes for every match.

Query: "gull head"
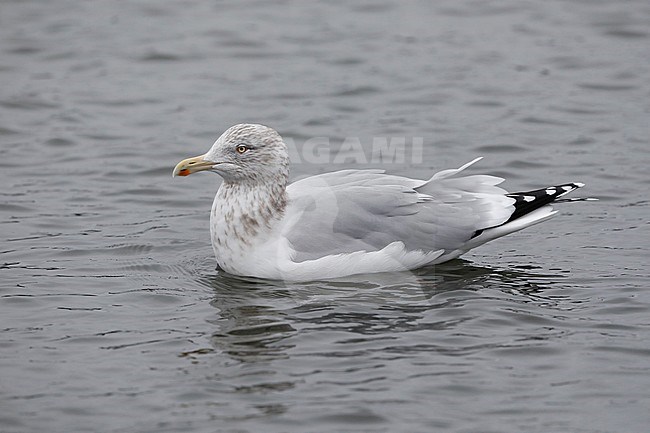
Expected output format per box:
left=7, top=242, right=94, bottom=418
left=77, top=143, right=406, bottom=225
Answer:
left=173, top=123, right=289, bottom=184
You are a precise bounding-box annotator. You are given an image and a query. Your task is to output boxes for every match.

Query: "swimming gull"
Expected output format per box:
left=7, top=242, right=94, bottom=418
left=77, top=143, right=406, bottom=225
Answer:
left=173, top=124, right=589, bottom=281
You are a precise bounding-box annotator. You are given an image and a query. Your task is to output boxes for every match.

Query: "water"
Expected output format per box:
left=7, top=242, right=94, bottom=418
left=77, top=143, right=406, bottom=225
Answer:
left=1, top=1, right=648, bottom=432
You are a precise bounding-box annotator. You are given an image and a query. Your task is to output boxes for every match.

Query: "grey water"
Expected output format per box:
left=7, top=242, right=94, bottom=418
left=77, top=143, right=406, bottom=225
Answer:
left=1, top=1, right=649, bottom=432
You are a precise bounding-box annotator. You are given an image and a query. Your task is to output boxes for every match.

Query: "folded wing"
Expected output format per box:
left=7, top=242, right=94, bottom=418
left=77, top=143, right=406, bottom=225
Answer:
left=283, top=158, right=516, bottom=262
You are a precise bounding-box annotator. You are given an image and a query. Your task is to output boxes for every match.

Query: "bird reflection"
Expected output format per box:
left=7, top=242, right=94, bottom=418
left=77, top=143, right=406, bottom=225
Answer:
left=198, top=260, right=573, bottom=363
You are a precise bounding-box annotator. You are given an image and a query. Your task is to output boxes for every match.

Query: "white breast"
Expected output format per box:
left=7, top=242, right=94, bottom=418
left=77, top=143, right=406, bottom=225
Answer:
left=209, top=183, right=288, bottom=277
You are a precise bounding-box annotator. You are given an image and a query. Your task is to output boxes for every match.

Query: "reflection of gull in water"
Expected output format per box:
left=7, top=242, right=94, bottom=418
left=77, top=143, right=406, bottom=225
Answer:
left=173, top=124, right=590, bottom=281
left=203, top=260, right=570, bottom=362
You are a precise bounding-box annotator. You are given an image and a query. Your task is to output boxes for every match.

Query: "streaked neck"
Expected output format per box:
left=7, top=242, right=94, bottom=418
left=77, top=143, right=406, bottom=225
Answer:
left=212, top=180, right=287, bottom=246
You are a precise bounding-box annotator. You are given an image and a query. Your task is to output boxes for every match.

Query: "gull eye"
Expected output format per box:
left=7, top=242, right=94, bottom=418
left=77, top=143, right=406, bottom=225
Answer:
left=236, top=145, right=248, bottom=154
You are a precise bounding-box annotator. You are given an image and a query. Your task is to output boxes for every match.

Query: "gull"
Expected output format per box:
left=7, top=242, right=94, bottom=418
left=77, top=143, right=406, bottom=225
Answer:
left=173, top=124, right=589, bottom=281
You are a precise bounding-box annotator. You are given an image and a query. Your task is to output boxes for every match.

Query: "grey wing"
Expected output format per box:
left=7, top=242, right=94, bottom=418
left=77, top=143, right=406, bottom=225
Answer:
left=283, top=162, right=515, bottom=262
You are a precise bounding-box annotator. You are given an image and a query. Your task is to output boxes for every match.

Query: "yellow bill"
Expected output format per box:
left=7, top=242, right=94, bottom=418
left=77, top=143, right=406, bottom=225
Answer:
left=172, top=155, right=214, bottom=177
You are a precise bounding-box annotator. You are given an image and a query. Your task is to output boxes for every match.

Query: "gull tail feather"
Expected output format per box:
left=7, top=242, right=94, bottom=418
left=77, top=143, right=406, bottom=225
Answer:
left=465, top=205, right=558, bottom=251
left=460, top=181, right=590, bottom=253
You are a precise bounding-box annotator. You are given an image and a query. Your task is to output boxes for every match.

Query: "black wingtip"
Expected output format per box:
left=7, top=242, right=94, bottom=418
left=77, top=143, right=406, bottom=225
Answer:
left=504, top=182, right=586, bottom=223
